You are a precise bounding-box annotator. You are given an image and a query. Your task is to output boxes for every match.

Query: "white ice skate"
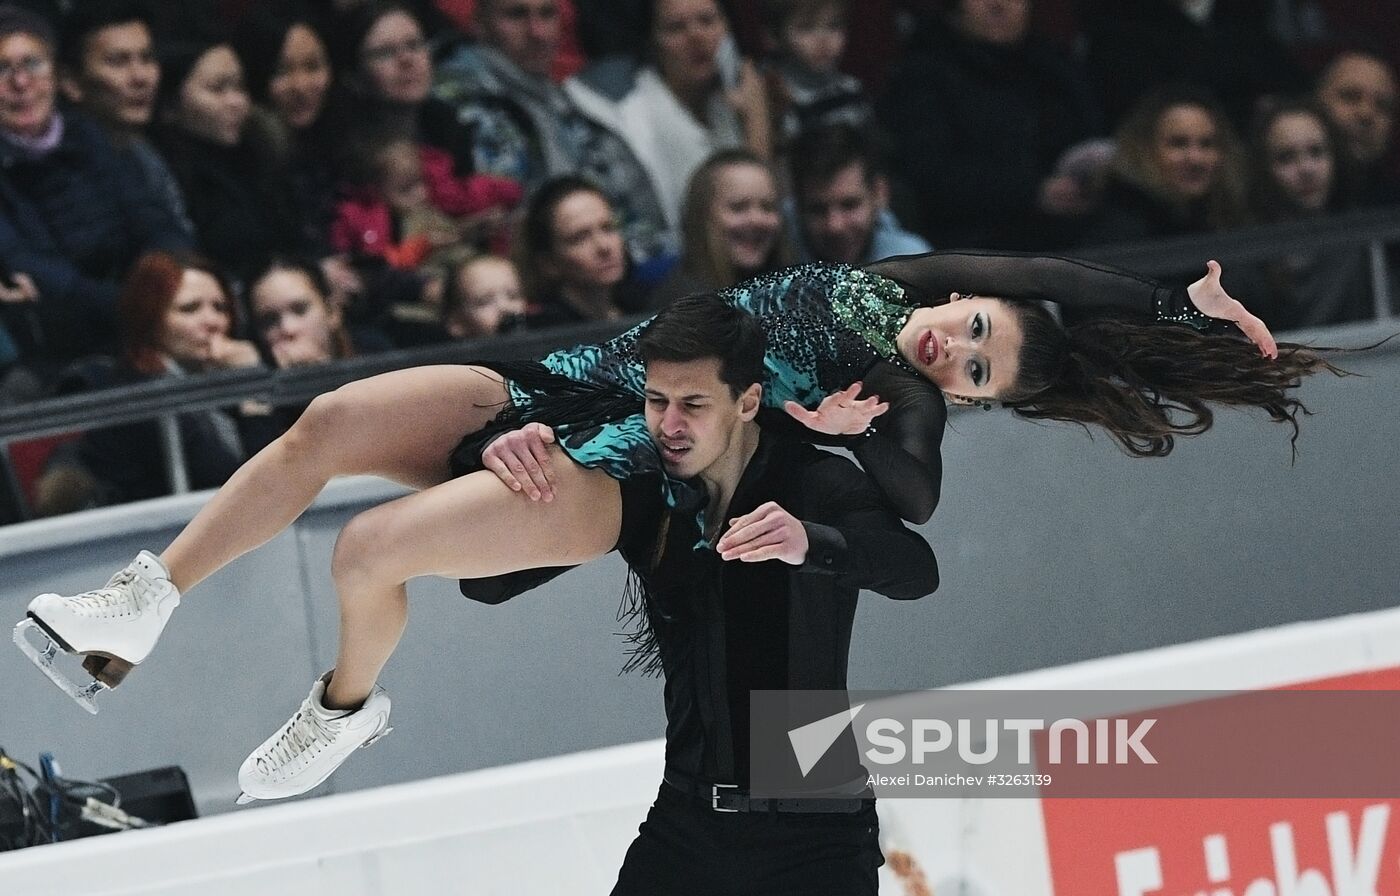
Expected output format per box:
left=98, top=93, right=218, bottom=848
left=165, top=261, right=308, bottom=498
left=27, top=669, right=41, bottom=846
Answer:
left=236, top=673, right=392, bottom=805
left=13, top=551, right=180, bottom=714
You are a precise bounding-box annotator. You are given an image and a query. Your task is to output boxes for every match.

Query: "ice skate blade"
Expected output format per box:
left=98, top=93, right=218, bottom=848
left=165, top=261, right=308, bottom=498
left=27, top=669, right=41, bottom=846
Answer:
left=235, top=793, right=257, bottom=805
left=13, top=619, right=106, bottom=715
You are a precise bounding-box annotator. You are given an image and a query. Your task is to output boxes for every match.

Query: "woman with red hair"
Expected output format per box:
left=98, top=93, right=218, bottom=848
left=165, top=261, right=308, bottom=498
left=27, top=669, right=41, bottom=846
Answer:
left=71, top=251, right=263, bottom=506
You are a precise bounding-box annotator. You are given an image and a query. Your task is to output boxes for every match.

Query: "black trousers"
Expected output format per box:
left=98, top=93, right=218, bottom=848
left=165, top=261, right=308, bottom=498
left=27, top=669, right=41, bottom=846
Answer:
left=610, top=784, right=883, bottom=895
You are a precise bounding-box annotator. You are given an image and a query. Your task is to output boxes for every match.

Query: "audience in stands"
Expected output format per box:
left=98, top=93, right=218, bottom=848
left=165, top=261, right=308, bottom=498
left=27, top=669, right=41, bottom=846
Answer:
left=788, top=123, right=929, bottom=265
left=433, top=0, right=671, bottom=268
left=650, top=148, right=790, bottom=305
left=442, top=253, right=528, bottom=339
left=1314, top=48, right=1399, bottom=206
left=152, top=31, right=310, bottom=289
left=53, top=252, right=263, bottom=513
left=565, top=0, right=773, bottom=235
left=0, top=5, right=191, bottom=384
left=1245, top=96, right=1376, bottom=328
left=1080, top=86, right=1251, bottom=247
left=878, top=0, right=1103, bottom=248
left=58, top=0, right=194, bottom=239
left=759, top=0, right=872, bottom=143
left=435, top=0, right=586, bottom=83
left=1080, top=0, right=1304, bottom=130
left=233, top=9, right=337, bottom=253
left=4, top=0, right=1397, bottom=516
left=516, top=175, right=646, bottom=327
left=248, top=256, right=360, bottom=368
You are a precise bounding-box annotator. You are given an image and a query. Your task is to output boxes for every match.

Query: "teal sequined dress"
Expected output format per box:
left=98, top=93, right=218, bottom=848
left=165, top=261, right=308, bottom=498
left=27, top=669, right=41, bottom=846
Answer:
left=452, top=252, right=1208, bottom=525
left=481, top=264, right=917, bottom=490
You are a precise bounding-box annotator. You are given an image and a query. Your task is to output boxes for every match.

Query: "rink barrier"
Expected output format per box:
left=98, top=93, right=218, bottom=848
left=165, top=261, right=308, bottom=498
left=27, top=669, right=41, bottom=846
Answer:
left=5, top=606, right=1400, bottom=895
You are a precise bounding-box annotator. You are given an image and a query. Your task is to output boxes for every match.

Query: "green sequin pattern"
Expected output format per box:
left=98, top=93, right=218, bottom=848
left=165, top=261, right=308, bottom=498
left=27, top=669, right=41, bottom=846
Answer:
left=828, top=267, right=917, bottom=364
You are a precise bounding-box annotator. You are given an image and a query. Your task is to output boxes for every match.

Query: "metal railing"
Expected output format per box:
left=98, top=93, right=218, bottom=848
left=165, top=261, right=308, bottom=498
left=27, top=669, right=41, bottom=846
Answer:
left=2, top=206, right=1398, bottom=521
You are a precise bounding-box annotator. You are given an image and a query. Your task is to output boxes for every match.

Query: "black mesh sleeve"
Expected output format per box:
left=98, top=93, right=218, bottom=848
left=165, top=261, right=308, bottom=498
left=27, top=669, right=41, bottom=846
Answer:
left=864, top=250, right=1210, bottom=329
left=852, top=362, right=945, bottom=525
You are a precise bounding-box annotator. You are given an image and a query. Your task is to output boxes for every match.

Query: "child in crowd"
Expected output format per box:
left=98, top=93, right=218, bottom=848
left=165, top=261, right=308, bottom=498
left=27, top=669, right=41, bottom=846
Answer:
left=761, top=0, right=872, bottom=142
left=331, top=138, right=524, bottom=277
left=443, top=254, right=528, bottom=340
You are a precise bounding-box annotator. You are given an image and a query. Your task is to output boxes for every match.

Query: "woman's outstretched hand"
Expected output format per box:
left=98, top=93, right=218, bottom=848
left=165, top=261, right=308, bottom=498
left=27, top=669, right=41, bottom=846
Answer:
left=482, top=422, right=557, bottom=501
left=1188, top=260, right=1279, bottom=359
left=783, top=383, right=890, bottom=436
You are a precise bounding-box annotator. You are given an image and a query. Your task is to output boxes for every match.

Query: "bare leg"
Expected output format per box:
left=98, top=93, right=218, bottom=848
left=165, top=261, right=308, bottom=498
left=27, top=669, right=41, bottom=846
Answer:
left=161, top=366, right=510, bottom=593
left=324, top=449, right=623, bottom=708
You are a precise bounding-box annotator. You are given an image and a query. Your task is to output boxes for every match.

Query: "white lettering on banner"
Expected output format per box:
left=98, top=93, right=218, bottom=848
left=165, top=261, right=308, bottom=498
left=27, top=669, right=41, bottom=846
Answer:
left=911, top=719, right=952, bottom=762
left=1111, top=805, right=1389, bottom=896
left=861, top=717, right=1157, bottom=766
left=1049, top=718, right=1090, bottom=764
left=1004, top=718, right=1045, bottom=763
left=1115, top=847, right=1163, bottom=896
left=866, top=719, right=906, bottom=764
left=1117, top=719, right=1158, bottom=764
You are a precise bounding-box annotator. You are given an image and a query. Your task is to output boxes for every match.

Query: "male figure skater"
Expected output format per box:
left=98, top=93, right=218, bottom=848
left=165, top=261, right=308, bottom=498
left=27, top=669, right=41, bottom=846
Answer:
left=602, top=295, right=940, bottom=893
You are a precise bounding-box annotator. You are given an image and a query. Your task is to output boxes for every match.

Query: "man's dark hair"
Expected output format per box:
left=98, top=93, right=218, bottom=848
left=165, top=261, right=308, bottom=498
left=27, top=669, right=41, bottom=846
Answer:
left=788, top=122, right=883, bottom=195
left=637, top=294, right=766, bottom=398
left=58, top=0, right=152, bottom=74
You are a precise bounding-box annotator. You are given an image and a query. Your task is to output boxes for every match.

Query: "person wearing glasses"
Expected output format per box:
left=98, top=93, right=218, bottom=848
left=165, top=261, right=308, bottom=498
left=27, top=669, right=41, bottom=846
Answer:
left=0, top=4, right=191, bottom=382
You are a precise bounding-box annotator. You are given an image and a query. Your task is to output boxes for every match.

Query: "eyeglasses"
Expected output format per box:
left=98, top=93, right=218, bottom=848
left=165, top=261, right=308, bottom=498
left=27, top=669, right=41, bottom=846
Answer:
left=0, top=55, right=52, bottom=82
left=362, top=37, right=428, bottom=65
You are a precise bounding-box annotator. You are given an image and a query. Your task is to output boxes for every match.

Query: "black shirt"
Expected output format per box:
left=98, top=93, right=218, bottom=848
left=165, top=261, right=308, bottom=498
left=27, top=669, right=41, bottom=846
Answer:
left=616, top=431, right=940, bottom=786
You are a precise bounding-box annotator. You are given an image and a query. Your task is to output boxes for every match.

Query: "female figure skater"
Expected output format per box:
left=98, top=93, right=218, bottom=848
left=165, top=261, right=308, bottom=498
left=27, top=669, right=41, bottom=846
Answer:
left=18, top=251, right=1319, bottom=802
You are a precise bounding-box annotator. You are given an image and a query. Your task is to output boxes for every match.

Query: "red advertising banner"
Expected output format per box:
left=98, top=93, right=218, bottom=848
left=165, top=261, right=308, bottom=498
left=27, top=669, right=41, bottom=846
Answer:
left=1043, top=667, right=1400, bottom=895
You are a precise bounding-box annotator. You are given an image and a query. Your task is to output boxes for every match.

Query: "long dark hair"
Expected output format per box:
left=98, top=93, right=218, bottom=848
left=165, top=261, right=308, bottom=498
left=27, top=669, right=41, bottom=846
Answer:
left=997, top=300, right=1351, bottom=458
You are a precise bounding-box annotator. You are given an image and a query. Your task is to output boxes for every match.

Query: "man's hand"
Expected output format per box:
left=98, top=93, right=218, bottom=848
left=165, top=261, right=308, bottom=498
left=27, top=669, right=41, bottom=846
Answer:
left=783, top=383, right=889, bottom=436
left=716, top=501, right=809, bottom=565
left=1187, top=260, right=1278, bottom=359
left=482, top=422, right=557, bottom=501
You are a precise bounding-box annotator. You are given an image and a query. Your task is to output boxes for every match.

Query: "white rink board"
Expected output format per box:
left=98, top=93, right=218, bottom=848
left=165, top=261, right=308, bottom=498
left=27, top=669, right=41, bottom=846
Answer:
left=5, top=606, right=1400, bottom=896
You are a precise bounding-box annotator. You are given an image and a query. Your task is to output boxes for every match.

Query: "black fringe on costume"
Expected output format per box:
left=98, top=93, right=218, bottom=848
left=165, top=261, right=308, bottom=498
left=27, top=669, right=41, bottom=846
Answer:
left=449, top=360, right=646, bottom=477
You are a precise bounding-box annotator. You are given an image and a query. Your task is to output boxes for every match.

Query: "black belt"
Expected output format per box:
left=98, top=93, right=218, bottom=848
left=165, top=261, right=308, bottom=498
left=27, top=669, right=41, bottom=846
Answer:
left=662, top=767, right=871, bottom=814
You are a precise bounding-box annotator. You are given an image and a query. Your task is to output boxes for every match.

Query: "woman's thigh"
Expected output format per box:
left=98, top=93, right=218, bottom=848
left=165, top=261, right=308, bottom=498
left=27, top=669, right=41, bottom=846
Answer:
left=299, top=364, right=510, bottom=490
left=342, top=446, right=625, bottom=582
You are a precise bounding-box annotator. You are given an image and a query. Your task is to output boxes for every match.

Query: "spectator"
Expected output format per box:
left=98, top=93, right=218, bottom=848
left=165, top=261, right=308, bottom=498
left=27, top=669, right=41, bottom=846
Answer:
left=565, top=0, right=773, bottom=235
left=759, top=0, right=872, bottom=142
left=0, top=266, right=40, bottom=403
left=57, top=0, right=194, bottom=239
left=516, top=175, right=647, bottom=327
left=1315, top=49, right=1400, bottom=206
left=1246, top=96, right=1375, bottom=328
left=788, top=123, right=930, bottom=265
left=433, top=0, right=671, bottom=269
left=239, top=255, right=382, bottom=452
left=877, top=0, right=1103, bottom=249
left=1080, top=86, right=1251, bottom=246
left=442, top=253, right=528, bottom=339
left=63, top=251, right=263, bottom=510
left=324, top=2, right=476, bottom=175
left=331, top=136, right=522, bottom=271
left=650, top=148, right=790, bottom=305
left=434, top=0, right=586, bottom=82
left=247, top=257, right=357, bottom=367
left=1080, top=0, right=1304, bottom=130
left=152, top=32, right=310, bottom=287
left=0, top=4, right=191, bottom=378
left=233, top=9, right=337, bottom=251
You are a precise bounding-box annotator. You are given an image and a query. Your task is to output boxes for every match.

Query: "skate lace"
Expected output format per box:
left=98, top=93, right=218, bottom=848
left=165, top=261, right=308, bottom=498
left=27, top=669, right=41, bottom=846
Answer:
left=258, top=705, right=340, bottom=777
left=73, top=570, right=153, bottom=618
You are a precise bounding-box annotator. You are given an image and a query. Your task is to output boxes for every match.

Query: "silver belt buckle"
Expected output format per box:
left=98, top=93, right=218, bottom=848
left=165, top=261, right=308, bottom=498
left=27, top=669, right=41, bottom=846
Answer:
left=711, top=782, right=740, bottom=812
